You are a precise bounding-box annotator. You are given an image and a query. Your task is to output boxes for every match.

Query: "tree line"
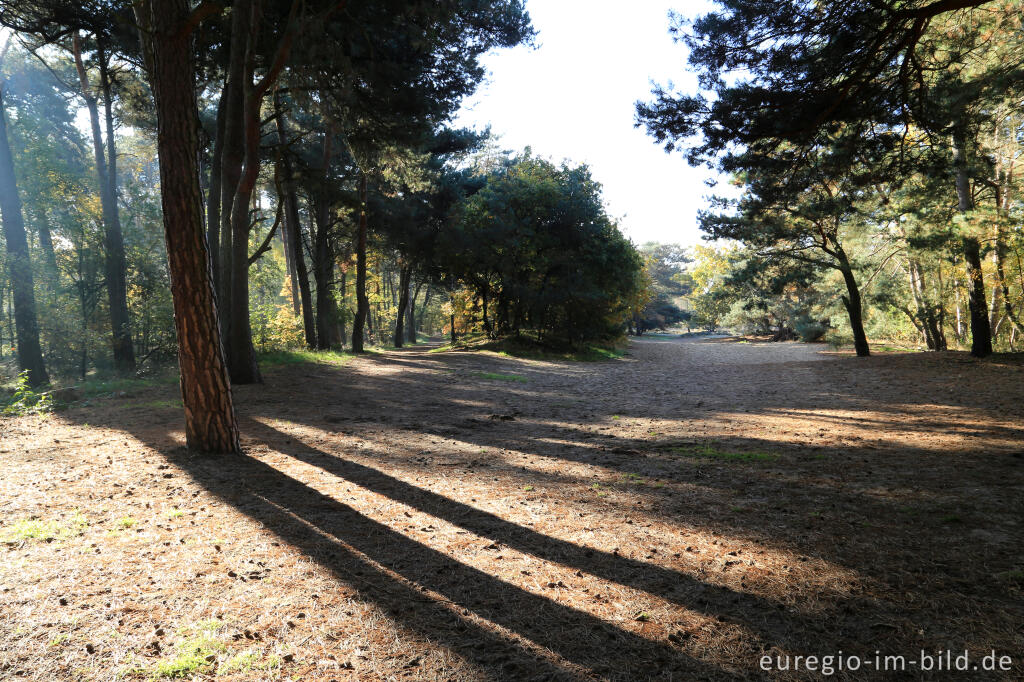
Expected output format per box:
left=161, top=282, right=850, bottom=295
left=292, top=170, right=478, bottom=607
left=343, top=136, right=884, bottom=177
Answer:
left=0, top=0, right=648, bottom=452
left=639, top=0, right=1024, bottom=357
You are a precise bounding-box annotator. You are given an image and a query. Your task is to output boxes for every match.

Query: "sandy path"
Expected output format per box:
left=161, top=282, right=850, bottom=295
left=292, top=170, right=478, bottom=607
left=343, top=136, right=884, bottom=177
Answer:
left=1, top=337, right=1022, bottom=680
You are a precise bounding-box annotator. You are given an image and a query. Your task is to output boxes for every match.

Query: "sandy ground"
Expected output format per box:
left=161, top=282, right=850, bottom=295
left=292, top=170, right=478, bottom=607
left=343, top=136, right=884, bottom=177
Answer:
left=1, top=337, right=1022, bottom=680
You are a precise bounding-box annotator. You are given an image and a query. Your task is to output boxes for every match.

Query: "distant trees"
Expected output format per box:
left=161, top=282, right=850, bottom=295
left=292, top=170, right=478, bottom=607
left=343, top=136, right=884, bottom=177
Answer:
left=639, top=0, right=1024, bottom=355
left=630, top=243, right=691, bottom=335
left=441, top=154, right=644, bottom=347
left=0, top=50, right=48, bottom=386
left=1, top=0, right=583, bottom=450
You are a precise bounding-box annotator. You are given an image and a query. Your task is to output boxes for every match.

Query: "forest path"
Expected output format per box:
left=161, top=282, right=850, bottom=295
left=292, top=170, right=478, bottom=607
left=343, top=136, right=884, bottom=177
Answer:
left=1, top=339, right=1022, bottom=680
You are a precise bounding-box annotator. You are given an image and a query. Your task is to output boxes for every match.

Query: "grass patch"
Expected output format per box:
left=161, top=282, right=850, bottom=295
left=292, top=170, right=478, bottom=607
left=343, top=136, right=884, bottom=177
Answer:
left=148, top=635, right=226, bottom=678
left=49, top=633, right=71, bottom=647
left=474, top=371, right=529, bottom=383
left=2, top=511, right=88, bottom=543
left=666, top=442, right=776, bottom=462
left=143, top=621, right=229, bottom=679
left=218, top=649, right=281, bottom=675
left=1000, top=569, right=1024, bottom=585
left=259, top=349, right=353, bottom=368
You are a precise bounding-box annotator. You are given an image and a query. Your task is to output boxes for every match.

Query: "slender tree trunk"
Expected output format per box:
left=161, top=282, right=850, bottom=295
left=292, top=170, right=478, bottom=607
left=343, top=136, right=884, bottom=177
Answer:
left=135, top=0, right=240, bottom=453
left=74, top=36, right=135, bottom=373
left=394, top=262, right=411, bottom=347
left=906, top=258, right=934, bottom=349
left=835, top=251, right=870, bottom=357
left=206, top=78, right=227, bottom=283
left=953, top=130, right=992, bottom=357
left=99, top=52, right=135, bottom=372
left=217, top=0, right=249, bottom=343
left=407, top=277, right=421, bottom=344
left=36, top=219, right=57, bottom=275
left=312, top=208, right=338, bottom=349
left=0, top=87, right=48, bottom=386
left=419, top=285, right=432, bottom=336
left=992, top=192, right=1024, bottom=340
left=223, top=0, right=264, bottom=383
left=273, top=94, right=316, bottom=346
left=350, top=172, right=369, bottom=353
left=311, top=133, right=339, bottom=350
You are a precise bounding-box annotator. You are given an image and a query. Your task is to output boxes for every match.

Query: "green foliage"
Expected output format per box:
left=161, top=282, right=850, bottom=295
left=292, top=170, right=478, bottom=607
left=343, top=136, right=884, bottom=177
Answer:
left=631, top=243, right=692, bottom=334
left=474, top=371, right=528, bottom=383
left=688, top=244, right=738, bottom=332
left=2, top=511, right=88, bottom=543
left=2, top=370, right=53, bottom=415
left=259, top=349, right=353, bottom=368
left=441, top=153, right=644, bottom=345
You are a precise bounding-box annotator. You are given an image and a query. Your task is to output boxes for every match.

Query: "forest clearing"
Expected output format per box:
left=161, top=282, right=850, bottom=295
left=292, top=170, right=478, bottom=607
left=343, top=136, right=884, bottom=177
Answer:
left=3, top=0, right=1024, bottom=679
left=2, top=337, right=1022, bottom=680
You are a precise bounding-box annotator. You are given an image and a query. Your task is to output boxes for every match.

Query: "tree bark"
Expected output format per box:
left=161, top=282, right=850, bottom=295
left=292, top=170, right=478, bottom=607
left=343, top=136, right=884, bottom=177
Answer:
left=394, top=262, right=411, bottom=347
left=273, top=92, right=316, bottom=348
left=836, top=250, right=870, bottom=357
left=73, top=35, right=135, bottom=374
left=206, top=77, right=227, bottom=283
left=224, top=0, right=263, bottom=384
left=0, top=86, right=48, bottom=386
left=135, top=0, right=241, bottom=454
left=953, top=129, right=992, bottom=357
left=311, top=132, right=339, bottom=350
left=350, top=171, right=369, bottom=353
left=217, top=0, right=249, bottom=343
left=407, top=276, right=421, bottom=344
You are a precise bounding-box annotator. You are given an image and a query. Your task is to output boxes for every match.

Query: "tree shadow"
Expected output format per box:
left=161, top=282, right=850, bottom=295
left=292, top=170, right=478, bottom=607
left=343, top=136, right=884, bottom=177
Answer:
left=52, top=337, right=1024, bottom=677
left=243, top=418, right=881, bottom=656
left=158, top=440, right=718, bottom=680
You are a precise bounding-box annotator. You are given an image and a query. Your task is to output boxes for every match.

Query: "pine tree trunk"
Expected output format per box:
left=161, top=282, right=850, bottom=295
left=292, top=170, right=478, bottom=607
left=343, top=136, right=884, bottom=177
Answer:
left=311, top=133, right=339, bottom=350
left=206, top=79, right=227, bottom=283
left=135, top=0, right=241, bottom=454
left=394, top=263, right=411, bottom=348
left=74, top=36, right=135, bottom=374
left=99, top=52, right=135, bottom=373
left=836, top=252, right=870, bottom=357
left=273, top=94, right=316, bottom=347
left=0, top=87, right=48, bottom=387
left=953, top=130, right=993, bottom=357
left=217, top=0, right=249, bottom=344
left=407, top=277, right=421, bottom=344
left=224, top=0, right=263, bottom=384
left=351, top=172, right=369, bottom=353
left=312, top=210, right=338, bottom=349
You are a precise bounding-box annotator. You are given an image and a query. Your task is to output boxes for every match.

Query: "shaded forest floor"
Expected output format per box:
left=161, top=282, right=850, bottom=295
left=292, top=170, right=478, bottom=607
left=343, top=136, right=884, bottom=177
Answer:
left=1, top=337, right=1023, bottom=680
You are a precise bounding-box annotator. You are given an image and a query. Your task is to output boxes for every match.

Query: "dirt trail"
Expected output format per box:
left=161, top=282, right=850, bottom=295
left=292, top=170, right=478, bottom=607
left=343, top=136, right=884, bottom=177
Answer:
left=1, top=338, right=1022, bottom=680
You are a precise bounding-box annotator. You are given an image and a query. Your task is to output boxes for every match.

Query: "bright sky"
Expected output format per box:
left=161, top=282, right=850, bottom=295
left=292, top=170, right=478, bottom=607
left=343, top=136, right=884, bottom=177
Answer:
left=454, top=0, right=730, bottom=248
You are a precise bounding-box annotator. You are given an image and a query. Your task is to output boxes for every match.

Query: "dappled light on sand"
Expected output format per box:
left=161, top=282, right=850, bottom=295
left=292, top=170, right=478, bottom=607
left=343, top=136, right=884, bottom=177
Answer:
left=2, top=337, right=1021, bottom=678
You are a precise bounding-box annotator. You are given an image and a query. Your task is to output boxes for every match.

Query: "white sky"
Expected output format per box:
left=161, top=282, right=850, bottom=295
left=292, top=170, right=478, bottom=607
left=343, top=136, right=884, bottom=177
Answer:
left=454, top=0, right=731, bottom=248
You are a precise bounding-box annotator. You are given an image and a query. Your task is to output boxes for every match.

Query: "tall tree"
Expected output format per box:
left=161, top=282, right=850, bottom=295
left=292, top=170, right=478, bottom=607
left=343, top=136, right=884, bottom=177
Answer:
left=0, top=54, right=48, bottom=386
left=637, top=0, right=1023, bottom=357
left=134, top=0, right=240, bottom=453
left=71, top=32, right=135, bottom=373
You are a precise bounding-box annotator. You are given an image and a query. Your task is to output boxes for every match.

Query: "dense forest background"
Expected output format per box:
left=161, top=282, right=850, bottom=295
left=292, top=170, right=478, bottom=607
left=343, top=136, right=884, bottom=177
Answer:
left=0, top=0, right=659, bottom=397
left=1, top=0, right=1023, bottom=446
